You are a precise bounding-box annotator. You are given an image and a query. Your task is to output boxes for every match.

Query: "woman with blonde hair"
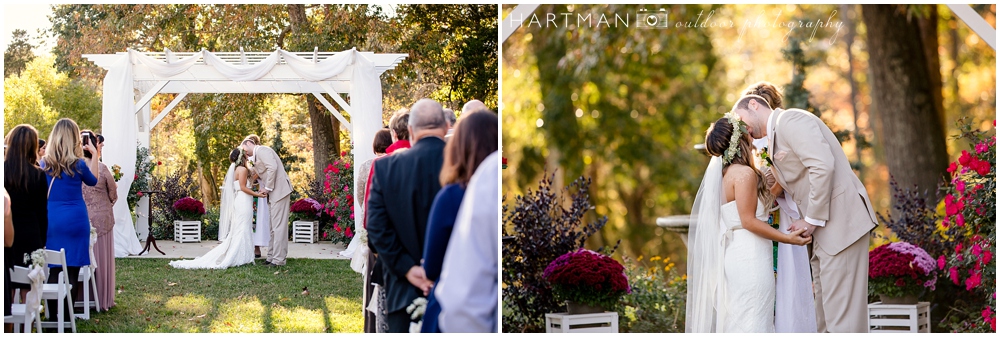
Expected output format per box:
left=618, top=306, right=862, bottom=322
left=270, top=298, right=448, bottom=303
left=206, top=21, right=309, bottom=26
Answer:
left=41, top=118, right=100, bottom=318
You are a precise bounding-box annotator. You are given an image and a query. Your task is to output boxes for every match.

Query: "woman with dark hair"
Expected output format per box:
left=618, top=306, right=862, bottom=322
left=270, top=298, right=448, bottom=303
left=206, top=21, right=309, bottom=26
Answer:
left=37, top=139, right=47, bottom=164
left=420, top=111, right=499, bottom=332
left=82, top=131, right=118, bottom=311
left=4, top=125, right=49, bottom=305
left=685, top=113, right=811, bottom=333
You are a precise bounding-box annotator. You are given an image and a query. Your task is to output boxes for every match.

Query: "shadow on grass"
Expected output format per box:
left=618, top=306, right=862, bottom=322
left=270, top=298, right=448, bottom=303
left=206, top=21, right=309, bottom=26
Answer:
left=73, top=258, right=363, bottom=333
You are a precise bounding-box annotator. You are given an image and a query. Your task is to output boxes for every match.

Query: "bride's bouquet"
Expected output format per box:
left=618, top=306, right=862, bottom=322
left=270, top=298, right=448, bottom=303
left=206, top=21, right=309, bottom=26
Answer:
left=544, top=248, right=630, bottom=312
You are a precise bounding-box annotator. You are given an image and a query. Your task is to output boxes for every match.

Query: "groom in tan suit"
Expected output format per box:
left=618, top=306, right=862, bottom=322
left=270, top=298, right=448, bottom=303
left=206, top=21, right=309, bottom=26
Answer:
left=733, top=95, right=877, bottom=333
left=241, top=136, right=292, bottom=266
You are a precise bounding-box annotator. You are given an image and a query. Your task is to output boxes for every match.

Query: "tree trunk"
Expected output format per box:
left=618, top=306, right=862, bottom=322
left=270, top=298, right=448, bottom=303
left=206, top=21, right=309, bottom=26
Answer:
left=916, top=5, right=945, bottom=133
left=198, top=161, right=218, bottom=207
left=288, top=4, right=342, bottom=179
left=307, top=95, right=341, bottom=179
left=861, top=4, right=949, bottom=197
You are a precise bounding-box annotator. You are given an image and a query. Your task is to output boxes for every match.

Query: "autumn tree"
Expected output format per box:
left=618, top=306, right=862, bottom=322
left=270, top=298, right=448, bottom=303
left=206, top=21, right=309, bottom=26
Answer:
left=862, top=4, right=949, bottom=196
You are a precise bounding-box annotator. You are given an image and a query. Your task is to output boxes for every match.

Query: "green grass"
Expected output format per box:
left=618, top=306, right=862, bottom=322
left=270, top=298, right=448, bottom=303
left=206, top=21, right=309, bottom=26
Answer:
left=73, top=258, right=363, bottom=333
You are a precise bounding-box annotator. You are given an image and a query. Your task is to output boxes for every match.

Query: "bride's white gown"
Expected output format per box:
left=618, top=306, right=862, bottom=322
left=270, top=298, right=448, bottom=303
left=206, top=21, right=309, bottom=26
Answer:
left=170, top=179, right=254, bottom=270
left=719, top=200, right=775, bottom=333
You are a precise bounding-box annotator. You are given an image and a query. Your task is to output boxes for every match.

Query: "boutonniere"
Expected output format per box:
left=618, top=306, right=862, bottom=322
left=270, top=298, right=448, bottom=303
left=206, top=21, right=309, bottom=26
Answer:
left=759, top=147, right=773, bottom=167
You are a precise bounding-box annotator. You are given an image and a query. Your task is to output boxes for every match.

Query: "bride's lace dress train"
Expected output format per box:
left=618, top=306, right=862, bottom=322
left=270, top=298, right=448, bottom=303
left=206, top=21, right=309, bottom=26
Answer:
left=170, top=180, right=254, bottom=269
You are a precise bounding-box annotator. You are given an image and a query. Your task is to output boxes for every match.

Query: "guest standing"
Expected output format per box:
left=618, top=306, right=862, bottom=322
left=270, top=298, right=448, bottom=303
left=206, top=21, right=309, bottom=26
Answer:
left=81, top=132, right=118, bottom=311
left=367, top=99, right=448, bottom=332
left=385, top=111, right=411, bottom=154
left=4, top=125, right=49, bottom=304
left=435, top=151, right=500, bottom=332
left=41, top=118, right=99, bottom=316
left=37, top=139, right=46, bottom=164
left=358, top=128, right=393, bottom=333
left=420, top=110, right=498, bottom=332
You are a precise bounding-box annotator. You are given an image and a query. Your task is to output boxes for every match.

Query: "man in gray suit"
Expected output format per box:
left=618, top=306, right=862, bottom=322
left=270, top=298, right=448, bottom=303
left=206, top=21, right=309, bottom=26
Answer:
left=733, top=94, right=878, bottom=333
left=241, top=136, right=293, bottom=266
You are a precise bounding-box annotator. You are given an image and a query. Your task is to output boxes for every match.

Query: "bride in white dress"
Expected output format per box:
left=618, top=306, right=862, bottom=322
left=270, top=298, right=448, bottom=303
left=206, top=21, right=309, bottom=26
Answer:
left=170, top=148, right=267, bottom=270
left=686, top=114, right=812, bottom=333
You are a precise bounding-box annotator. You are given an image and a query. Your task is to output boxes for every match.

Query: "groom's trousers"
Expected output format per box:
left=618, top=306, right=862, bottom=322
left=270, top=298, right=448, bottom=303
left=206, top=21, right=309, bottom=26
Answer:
left=268, top=194, right=291, bottom=265
left=809, top=234, right=870, bottom=333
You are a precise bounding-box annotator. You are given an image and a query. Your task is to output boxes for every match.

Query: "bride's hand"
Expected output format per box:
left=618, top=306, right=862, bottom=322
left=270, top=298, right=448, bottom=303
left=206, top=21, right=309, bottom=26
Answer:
left=786, top=228, right=812, bottom=246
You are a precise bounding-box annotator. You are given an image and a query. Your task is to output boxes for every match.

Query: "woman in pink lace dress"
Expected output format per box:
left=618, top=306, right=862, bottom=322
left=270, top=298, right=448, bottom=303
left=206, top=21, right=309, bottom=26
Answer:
left=82, top=133, right=118, bottom=311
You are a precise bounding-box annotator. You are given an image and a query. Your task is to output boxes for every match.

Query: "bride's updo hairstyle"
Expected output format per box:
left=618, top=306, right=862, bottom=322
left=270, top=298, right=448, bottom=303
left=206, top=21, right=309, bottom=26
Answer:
left=229, top=148, right=246, bottom=167
left=743, top=81, right=783, bottom=109
left=705, top=117, right=771, bottom=205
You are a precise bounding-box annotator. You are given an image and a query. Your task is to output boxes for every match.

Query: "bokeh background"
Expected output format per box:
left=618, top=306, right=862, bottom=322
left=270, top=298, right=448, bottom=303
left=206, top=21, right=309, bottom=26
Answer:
left=501, top=4, right=996, bottom=272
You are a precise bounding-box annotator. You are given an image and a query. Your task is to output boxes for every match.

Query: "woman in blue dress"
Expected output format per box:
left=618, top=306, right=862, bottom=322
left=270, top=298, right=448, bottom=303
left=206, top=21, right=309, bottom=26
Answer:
left=421, top=111, right=498, bottom=332
left=41, top=119, right=100, bottom=316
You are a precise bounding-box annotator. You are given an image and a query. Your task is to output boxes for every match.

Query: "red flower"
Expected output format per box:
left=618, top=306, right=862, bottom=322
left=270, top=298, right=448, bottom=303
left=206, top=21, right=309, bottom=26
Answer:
left=345, top=227, right=353, bottom=238
left=945, top=195, right=963, bottom=216
left=137, top=191, right=144, bottom=197
left=157, top=161, right=162, bottom=165
left=984, top=250, right=993, bottom=264
left=340, top=151, right=347, bottom=157
left=948, top=162, right=958, bottom=174
left=956, top=214, right=966, bottom=227
left=960, top=150, right=973, bottom=166
left=950, top=267, right=960, bottom=285
left=894, top=278, right=906, bottom=287
left=966, top=271, right=982, bottom=291
left=134, top=174, right=139, bottom=180
left=938, top=255, right=946, bottom=270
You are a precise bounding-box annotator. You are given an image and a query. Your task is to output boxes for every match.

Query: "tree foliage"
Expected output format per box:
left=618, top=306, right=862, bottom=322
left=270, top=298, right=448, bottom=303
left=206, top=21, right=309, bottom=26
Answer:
left=3, top=55, right=101, bottom=137
left=4, top=29, right=36, bottom=78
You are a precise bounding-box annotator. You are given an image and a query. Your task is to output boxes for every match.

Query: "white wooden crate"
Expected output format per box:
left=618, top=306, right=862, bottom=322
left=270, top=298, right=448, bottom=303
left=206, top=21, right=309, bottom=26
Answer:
left=868, top=301, right=930, bottom=333
left=173, top=220, right=202, bottom=243
left=545, top=312, right=618, bottom=333
left=292, top=221, right=319, bottom=243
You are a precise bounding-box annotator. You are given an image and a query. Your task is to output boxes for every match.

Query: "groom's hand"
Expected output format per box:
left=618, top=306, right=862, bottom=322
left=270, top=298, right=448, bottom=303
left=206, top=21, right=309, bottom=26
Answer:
left=789, top=219, right=816, bottom=238
left=406, top=265, right=433, bottom=296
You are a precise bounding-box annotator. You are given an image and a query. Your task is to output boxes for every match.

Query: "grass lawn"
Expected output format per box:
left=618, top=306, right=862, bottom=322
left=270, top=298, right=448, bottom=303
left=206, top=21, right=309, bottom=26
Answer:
left=73, top=258, right=363, bottom=333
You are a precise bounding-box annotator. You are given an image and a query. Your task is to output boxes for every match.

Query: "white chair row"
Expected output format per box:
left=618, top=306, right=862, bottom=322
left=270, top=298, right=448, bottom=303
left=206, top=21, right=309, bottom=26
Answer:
left=9, top=248, right=79, bottom=333
left=4, top=265, right=43, bottom=333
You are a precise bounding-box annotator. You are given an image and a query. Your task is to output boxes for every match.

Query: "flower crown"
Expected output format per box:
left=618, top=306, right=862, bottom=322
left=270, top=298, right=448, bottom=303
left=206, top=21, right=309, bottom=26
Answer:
left=722, top=112, right=749, bottom=165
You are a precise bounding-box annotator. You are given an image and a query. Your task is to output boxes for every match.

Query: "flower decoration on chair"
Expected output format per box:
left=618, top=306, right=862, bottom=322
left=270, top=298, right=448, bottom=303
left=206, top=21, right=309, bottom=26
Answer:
left=544, top=248, right=631, bottom=310
left=23, top=249, right=46, bottom=268
left=322, top=154, right=355, bottom=246
left=868, top=241, right=937, bottom=298
left=290, top=198, right=324, bottom=222
left=172, top=197, right=206, bottom=221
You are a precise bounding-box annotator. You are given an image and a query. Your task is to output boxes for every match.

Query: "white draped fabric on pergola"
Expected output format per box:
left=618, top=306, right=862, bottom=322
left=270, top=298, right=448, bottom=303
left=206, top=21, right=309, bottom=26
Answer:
left=83, top=48, right=407, bottom=257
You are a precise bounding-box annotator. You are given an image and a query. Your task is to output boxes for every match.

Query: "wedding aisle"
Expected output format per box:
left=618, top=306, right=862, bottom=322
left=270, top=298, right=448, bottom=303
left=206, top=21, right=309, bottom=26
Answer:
left=73, top=258, right=363, bottom=333
left=129, top=241, right=350, bottom=260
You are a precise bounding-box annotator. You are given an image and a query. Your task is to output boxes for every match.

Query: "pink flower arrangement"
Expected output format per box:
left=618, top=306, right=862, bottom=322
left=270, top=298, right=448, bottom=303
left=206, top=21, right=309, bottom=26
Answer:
left=869, top=241, right=936, bottom=297
left=290, top=198, right=323, bottom=220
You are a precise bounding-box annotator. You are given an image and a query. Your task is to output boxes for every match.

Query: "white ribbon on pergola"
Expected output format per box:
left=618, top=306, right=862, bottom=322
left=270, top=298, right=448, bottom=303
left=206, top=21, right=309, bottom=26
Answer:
left=83, top=48, right=407, bottom=257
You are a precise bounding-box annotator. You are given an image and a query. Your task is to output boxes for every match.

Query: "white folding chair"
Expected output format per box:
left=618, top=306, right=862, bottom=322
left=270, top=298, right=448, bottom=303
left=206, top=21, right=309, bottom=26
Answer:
left=39, top=248, right=77, bottom=333
left=5, top=266, right=43, bottom=333
left=75, top=230, right=101, bottom=319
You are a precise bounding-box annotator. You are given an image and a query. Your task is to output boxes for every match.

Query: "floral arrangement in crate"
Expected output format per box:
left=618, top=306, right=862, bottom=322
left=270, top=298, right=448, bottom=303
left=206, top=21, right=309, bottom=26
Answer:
left=935, top=119, right=995, bottom=332
left=868, top=241, right=937, bottom=302
left=172, top=197, right=206, bottom=221
left=290, top=198, right=323, bottom=222
left=127, top=146, right=157, bottom=213
left=322, top=152, right=355, bottom=246
left=544, top=248, right=631, bottom=311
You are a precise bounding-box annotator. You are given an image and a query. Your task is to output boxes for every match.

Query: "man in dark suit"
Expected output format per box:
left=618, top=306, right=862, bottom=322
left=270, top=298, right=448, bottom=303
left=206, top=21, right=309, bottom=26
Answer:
left=366, top=98, right=449, bottom=332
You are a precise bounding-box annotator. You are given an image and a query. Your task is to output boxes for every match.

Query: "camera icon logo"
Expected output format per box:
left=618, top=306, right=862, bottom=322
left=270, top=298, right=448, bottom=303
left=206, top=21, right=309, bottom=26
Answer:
left=637, top=8, right=669, bottom=29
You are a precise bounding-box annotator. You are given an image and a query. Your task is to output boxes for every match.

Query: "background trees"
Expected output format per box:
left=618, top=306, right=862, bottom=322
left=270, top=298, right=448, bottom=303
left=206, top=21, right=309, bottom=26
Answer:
left=7, top=4, right=497, bottom=207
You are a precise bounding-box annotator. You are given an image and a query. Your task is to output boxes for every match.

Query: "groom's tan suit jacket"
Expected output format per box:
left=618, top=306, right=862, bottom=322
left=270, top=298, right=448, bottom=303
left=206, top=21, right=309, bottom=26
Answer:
left=252, top=145, right=292, bottom=203
left=768, top=108, right=877, bottom=256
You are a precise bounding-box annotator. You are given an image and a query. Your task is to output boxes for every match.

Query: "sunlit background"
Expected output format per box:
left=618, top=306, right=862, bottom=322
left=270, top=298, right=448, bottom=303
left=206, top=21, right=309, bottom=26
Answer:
left=501, top=4, right=997, bottom=273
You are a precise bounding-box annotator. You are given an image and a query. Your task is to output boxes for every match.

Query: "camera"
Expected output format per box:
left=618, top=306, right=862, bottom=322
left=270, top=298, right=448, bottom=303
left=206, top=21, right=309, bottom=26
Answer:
left=81, top=131, right=96, bottom=159
left=636, top=8, right=669, bottom=29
